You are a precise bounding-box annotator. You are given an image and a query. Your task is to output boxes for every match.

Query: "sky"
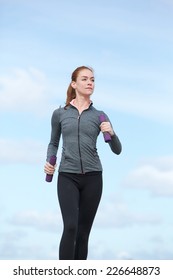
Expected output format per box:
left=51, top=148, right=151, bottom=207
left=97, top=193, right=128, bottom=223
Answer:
left=0, top=0, right=173, bottom=260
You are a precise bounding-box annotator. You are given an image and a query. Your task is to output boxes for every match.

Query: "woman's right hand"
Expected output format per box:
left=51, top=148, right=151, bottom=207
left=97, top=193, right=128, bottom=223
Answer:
left=44, top=162, right=56, bottom=175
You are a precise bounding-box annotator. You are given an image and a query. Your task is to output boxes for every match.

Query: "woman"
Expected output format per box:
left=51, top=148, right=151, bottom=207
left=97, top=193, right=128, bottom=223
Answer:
left=44, top=66, right=122, bottom=260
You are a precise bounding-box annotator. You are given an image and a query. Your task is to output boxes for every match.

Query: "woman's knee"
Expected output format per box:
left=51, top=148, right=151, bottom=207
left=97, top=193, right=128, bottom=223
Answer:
left=64, top=221, right=78, bottom=236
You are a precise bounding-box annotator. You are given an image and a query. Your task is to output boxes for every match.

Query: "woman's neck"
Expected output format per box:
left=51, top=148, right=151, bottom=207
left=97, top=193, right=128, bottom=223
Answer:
left=71, top=96, right=91, bottom=114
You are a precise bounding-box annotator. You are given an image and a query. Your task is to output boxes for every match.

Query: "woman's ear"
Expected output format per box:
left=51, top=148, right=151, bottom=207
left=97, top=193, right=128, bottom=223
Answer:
left=71, top=81, right=76, bottom=89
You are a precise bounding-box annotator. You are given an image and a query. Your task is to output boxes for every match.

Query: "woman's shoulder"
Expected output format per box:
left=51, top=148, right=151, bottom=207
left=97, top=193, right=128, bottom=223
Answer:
left=52, top=105, right=75, bottom=120
left=51, top=105, right=65, bottom=119
left=91, top=105, right=105, bottom=116
left=91, top=105, right=110, bottom=122
left=52, top=105, right=65, bottom=113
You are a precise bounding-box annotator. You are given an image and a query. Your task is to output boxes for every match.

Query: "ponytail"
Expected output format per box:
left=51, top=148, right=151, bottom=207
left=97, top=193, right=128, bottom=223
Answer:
left=65, top=84, right=76, bottom=108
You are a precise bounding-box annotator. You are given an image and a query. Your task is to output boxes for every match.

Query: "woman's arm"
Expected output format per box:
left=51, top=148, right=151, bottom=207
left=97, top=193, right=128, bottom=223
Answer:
left=100, top=115, right=122, bottom=155
left=46, top=109, right=61, bottom=160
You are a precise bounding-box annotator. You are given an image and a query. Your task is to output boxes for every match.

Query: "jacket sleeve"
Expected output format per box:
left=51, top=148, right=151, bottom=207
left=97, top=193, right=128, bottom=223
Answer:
left=104, top=112, right=122, bottom=155
left=46, top=109, right=61, bottom=161
left=108, top=133, right=122, bottom=155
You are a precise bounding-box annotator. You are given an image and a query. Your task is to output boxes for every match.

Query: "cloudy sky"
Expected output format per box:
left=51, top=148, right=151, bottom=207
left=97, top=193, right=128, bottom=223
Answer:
left=0, top=0, right=173, bottom=260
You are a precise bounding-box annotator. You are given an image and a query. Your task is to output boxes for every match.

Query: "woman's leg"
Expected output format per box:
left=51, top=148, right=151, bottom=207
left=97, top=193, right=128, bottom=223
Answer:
left=57, top=173, right=80, bottom=260
left=74, top=172, right=103, bottom=260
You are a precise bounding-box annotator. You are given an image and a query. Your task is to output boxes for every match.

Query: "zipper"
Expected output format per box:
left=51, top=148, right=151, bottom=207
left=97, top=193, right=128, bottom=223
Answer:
left=78, top=114, right=84, bottom=174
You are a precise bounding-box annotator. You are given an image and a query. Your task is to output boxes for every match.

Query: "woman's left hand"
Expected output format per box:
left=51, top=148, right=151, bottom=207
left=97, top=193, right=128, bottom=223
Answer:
left=100, top=122, right=114, bottom=136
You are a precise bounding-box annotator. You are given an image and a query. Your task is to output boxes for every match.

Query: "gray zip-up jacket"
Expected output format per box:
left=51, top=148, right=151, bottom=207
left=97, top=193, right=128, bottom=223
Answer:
left=46, top=103, right=122, bottom=174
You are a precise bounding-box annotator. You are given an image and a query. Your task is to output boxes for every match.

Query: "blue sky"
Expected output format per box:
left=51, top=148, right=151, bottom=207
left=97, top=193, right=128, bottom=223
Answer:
left=0, top=0, right=173, bottom=260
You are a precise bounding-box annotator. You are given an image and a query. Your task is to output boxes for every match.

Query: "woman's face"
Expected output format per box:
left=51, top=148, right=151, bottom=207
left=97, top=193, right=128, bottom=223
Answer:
left=71, top=69, right=95, bottom=97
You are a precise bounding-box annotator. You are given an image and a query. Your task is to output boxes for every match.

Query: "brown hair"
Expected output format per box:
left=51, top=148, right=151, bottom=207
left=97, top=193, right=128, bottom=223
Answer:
left=65, top=66, right=94, bottom=107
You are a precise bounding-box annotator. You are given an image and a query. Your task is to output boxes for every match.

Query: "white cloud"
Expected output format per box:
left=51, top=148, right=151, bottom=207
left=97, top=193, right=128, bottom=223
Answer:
left=9, top=210, right=62, bottom=233
left=0, top=229, right=27, bottom=243
left=0, top=223, right=59, bottom=259
left=122, top=156, right=173, bottom=196
left=0, top=68, right=62, bottom=115
left=134, top=247, right=173, bottom=260
left=0, top=138, right=46, bottom=164
left=89, top=239, right=173, bottom=260
left=94, top=84, right=173, bottom=125
left=0, top=137, right=63, bottom=164
left=91, top=246, right=132, bottom=260
left=95, top=193, right=161, bottom=228
left=0, top=68, right=45, bottom=108
left=88, top=242, right=118, bottom=260
left=0, top=239, right=49, bottom=260
left=92, top=52, right=173, bottom=124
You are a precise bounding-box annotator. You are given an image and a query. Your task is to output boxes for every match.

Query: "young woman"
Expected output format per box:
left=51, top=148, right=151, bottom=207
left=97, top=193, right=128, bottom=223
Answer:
left=44, top=66, right=122, bottom=260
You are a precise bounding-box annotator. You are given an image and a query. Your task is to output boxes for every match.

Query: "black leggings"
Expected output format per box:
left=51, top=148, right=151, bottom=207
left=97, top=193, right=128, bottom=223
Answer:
left=57, top=171, right=103, bottom=260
